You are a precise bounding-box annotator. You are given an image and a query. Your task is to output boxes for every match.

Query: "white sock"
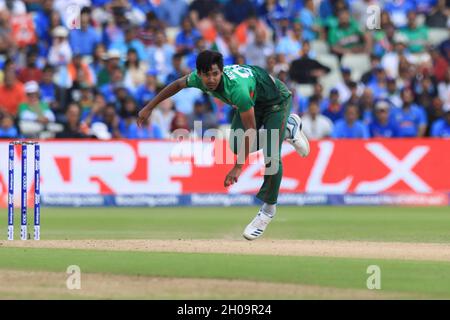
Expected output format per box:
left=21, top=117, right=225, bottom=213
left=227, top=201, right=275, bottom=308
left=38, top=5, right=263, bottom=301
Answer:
left=261, top=203, right=276, bottom=218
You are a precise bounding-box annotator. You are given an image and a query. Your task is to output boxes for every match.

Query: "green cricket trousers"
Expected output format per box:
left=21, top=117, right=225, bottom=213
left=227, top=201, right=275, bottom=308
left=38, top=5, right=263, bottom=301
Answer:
left=229, top=79, right=292, bottom=204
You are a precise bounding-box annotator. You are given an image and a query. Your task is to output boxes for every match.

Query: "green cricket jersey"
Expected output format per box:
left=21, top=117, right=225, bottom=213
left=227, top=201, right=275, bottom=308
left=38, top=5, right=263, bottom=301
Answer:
left=186, top=64, right=290, bottom=113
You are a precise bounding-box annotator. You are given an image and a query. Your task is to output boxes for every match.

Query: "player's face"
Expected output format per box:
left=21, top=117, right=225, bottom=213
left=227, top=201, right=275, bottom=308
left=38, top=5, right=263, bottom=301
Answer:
left=199, top=64, right=223, bottom=91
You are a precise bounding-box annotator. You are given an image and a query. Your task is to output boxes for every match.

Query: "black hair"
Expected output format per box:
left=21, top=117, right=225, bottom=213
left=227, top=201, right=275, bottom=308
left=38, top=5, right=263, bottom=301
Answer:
left=246, top=9, right=257, bottom=19
left=195, top=37, right=205, bottom=46
left=196, top=50, right=224, bottom=74
left=111, top=65, right=123, bottom=73
left=308, top=96, right=319, bottom=105
left=3, top=58, right=14, bottom=71
left=42, top=64, right=54, bottom=73
left=125, top=48, right=140, bottom=68
left=27, top=45, right=39, bottom=57
left=67, top=101, right=81, bottom=111
left=81, top=6, right=91, bottom=15
left=337, top=8, right=349, bottom=16
left=345, top=103, right=359, bottom=112
left=105, top=103, right=117, bottom=111
left=348, top=81, right=357, bottom=88
left=173, top=52, right=184, bottom=60
left=127, top=47, right=137, bottom=55
left=400, top=86, right=412, bottom=96
left=370, top=53, right=380, bottom=61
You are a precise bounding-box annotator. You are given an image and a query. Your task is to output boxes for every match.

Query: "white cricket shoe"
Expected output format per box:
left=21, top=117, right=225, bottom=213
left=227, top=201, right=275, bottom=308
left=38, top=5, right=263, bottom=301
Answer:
left=243, top=211, right=273, bottom=240
left=286, top=113, right=310, bottom=157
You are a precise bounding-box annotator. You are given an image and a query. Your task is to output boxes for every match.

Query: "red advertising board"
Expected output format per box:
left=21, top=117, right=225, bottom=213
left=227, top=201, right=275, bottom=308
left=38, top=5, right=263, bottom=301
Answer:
left=0, top=139, right=449, bottom=207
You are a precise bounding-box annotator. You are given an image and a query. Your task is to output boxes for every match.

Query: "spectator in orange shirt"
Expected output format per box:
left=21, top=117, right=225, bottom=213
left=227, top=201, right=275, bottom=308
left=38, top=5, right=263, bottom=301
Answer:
left=0, top=67, right=26, bottom=117
left=199, top=10, right=225, bottom=45
left=67, top=54, right=95, bottom=87
left=234, top=12, right=268, bottom=48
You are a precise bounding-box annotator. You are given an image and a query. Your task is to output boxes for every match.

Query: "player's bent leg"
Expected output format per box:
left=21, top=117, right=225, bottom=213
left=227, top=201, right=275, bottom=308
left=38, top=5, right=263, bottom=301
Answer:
left=274, top=81, right=310, bottom=157
left=286, top=113, right=310, bottom=157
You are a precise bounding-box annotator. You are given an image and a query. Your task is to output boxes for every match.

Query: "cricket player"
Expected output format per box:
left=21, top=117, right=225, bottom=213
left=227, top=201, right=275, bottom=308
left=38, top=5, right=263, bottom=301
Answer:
left=137, top=50, right=309, bottom=240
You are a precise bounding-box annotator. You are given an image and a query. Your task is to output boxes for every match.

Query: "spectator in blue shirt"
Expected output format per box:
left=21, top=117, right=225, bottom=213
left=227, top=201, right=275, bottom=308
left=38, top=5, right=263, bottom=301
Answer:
left=296, top=0, right=319, bottom=41
left=287, top=0, right=305, bottom=19
left=131, top=0, right=155, bottom=14
left=69, top=8, right=101, bottom=56
left=40, top=64, right=67, bottom=122
left=157, top=0, right=189, bottom=27
left=134, top=69, right=158, bottom=107
left=186, top=37, right=208, bottom=71
left=175, top=17, right=202, bottom=55
left=100, top=67, right=128, bottom=104
left=258, top=0, right=287, bottom=33
left=367, top=65, right=388, bottom=99
left=126, top=120, right=163, bottom=139
left=386, top=77, right=402, bottom=108
left=92, top=0, right=111, bottom=6
left=109, top=26, right=148, bottom=62
left=187, top=98, right=218, bottom=137
left=415, top=0, right=437, bottom=14
left=430, top=105, right=450, bottom=137
left=224, top=0, right=256, bottom=24
left=166, top=53, right=188, bottom=85
left=332, top=104, right=370, bottom=138
left=147, top=30, right=175, bottom=83
left=275, top=21, right=303, bottom=63
left=391, top=88, right=428, bottom=137
left=81, top=93, right=107, bottom=124
left=369, top=100, right=397, bottom=138
left=384, top=0, right=416, bottom=28
left=318, top=0, right=333, bottom=20
left=0, top=113, right=19, bottom=138
left=322, top=88, right=345, bottom=123
left=119, top=96, right=140, bottom=136
left=33, top=0, right=55, bottom=56
left=358, top=88, right=376, bottom=126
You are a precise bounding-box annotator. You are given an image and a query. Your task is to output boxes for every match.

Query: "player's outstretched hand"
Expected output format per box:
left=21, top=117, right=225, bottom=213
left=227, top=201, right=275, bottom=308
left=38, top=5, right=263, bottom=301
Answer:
left=137, top=106, right=152, bottom=128
left=224, top=165, right=243, bottom=187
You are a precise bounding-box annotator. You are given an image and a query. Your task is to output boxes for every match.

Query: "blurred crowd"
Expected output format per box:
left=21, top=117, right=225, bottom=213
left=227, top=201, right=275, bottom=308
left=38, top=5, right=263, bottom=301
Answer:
left=0, top=0, right=449, bottom=140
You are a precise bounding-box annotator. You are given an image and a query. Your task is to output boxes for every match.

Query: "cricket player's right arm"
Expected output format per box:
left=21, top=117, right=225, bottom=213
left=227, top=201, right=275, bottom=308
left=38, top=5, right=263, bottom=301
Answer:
left=137, top=75, right=188, bottom=128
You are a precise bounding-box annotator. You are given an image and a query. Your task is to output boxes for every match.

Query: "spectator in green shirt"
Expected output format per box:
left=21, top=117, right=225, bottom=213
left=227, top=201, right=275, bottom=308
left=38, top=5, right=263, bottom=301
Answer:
left=400, top=11, right=429, bottom=54
left=97, top=49, right=122, bottom=87
left=328, top=9, right=368, bottom=58
left=19, top=81, right=56, bottom=129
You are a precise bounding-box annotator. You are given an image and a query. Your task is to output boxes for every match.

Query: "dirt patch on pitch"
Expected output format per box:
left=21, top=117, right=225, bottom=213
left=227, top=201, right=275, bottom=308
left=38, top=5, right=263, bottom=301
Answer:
left=2, top=239, right=450, bottom=262
left=0, top=269, right=416, bottom=299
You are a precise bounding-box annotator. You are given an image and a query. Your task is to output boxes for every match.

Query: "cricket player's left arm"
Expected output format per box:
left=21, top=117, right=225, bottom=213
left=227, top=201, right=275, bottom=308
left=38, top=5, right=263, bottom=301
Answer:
left=224, top=107, right=256, bottom=187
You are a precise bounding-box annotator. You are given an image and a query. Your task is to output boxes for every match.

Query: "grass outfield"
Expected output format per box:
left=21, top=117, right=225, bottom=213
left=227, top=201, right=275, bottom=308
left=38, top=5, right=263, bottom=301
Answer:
left=3, top=206, right=450, bottom=242
left=1, top=206, right=450, bottom=299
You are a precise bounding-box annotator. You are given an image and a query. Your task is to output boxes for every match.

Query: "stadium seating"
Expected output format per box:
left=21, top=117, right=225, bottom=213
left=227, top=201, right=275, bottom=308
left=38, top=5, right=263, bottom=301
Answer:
left=310, top=40, right=329, bottom=55
left=341, top=53, right=371, bottom=82
left=428, top=28, right=450, bottom=45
